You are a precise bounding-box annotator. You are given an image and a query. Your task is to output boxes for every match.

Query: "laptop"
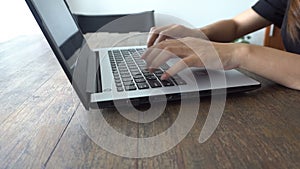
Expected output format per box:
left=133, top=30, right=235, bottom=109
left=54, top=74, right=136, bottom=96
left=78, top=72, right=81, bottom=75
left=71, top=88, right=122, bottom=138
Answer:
left=25, top=0, right=261, bottom=110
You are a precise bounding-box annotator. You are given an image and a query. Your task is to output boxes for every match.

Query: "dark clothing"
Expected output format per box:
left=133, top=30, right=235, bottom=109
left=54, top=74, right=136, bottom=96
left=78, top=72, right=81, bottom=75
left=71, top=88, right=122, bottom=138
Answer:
left=252, top=0, right=300, bottom=54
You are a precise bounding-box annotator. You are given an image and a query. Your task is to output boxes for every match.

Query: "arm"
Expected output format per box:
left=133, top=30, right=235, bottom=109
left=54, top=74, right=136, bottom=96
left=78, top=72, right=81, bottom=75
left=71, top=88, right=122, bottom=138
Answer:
left=144, top=38, right=300, bottom=90
left=235, top=43, right=300, bottom=90
left=200, top=9, right=272, bottom=42
left=147, top=9, right=271, bottom=45
left=203, top=9, right=300, bottom=89
left=143, top=8, right=300, bottom=90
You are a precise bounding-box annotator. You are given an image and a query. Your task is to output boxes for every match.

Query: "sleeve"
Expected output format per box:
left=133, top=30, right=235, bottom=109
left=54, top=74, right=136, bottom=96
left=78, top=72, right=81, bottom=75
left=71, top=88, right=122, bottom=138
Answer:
left=252, top=0, right=287, bottom=27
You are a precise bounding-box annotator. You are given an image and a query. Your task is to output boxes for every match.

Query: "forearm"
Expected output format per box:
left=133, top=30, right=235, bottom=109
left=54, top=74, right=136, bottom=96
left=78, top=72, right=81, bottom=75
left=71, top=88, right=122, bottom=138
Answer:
left=199, top=19, right=240, bottom=42
left=236, top=44, right=300, bottom=90
left=199, top=9, right=271, bottom=43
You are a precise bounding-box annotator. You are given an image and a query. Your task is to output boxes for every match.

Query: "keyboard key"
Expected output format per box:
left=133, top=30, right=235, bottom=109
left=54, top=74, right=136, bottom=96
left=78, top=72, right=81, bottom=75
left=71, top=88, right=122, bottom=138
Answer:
left=128, top=49, right=136, bottom=53
left=121, top=74, right=131, bottom=78
left=143, top=72, right=152, bottom=77
left=117, top=87, right=124, bottom=92
left=148, top=80, right=162, bottom=88
left=119, top=71, right=129, bottom=75
left=136, top=61, right=146, bottom=64
left=123, top=81, right=134, bottom=86
left=125, top=85, right=137, bottom=91
left=154, top=69, right=164, bottom=74
left=131, top=70, right=140, bottom=75
left=116, top=83, right=122, bottom=87
left=160, top=79, right=175, bottom=87
left=160, top=64, right=170, bottom=71
left=139, top=65, right=147, bottom=70
left=134, top=78, right=146, bottom=83
left=121, top=77, right=132, bottom=82
left=137, top=83, right=149, bottom=89
left=136, top=48, right=145, bottom=52
left=172, top=75, right=187, bottom=85
left=172, top=78, right=186, bottom=85
left=113, top=50, right=121, bottom=54
left=111, top=66, right=116, bottom=70
left=113, top=72, right=119, bottom=77
left=146, top=75, right=157, bottom=80
left=128, top=65, right=137, bottom=69
left=133, top=74, right=144, bottom=79
left=142, top=69, right=150, bottom=73
left=155, top=73, right=162, bottom=79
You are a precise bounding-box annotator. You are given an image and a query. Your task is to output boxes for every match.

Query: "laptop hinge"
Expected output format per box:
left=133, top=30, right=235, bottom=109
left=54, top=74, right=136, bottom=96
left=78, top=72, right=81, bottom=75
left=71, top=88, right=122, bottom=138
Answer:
left=95, top=51, right=102, bottom=93
left=86, top=50, right=99, bottom=93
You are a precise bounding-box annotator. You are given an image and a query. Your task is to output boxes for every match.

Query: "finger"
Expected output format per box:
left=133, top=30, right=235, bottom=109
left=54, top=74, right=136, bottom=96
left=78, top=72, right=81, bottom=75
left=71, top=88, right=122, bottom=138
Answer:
left=161, top=59, right=188, bottom=80
left=148, top=49, right=175, bottom=72
left=147, top=25, right=176, bottom=47
left=148, top=45, right=189, bottom=70
left=161, top=56, right=202, bottom=80
left=142, top=40, right=181, bottom=66
left=143, top=39, right=191, bottom=70
left=142, top=39, right=175, bottom=60
left=147, top=27, right=159, bottom=48
left=153, top=25, right=182, bottom=46
left=141, top=46, right=160, bottom=62
left=154, top=33, right=170, bottom=46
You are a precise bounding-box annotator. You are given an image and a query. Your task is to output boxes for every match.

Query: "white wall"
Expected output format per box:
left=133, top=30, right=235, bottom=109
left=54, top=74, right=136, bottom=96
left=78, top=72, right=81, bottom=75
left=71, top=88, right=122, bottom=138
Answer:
left=68, top=0, right=254, bottom=26
left=66, top=0, right=264, bottom=45
left=0, top=0, right=264, bottom=45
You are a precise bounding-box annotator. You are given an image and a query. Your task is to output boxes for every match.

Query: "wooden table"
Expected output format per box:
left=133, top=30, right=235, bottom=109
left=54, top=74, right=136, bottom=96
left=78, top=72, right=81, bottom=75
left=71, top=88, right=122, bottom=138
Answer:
left=0, top=33, right=299, bottom=169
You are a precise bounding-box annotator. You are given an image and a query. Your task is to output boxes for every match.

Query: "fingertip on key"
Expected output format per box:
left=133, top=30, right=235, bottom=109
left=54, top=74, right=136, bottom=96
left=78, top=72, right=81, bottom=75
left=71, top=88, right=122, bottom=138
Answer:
left=161, top=73, right=168, bottom=80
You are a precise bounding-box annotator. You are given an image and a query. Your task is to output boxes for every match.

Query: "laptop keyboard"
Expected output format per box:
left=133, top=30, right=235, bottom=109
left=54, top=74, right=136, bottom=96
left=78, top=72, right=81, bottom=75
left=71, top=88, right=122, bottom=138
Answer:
left=108, top=48, right=187, bottom=92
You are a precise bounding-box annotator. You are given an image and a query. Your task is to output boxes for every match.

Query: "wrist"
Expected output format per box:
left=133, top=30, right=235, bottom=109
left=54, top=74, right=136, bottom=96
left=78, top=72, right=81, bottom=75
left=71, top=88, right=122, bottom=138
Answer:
left=232, top=43, right=251, bottom=69
left=198, top=27, right=211, bottom=40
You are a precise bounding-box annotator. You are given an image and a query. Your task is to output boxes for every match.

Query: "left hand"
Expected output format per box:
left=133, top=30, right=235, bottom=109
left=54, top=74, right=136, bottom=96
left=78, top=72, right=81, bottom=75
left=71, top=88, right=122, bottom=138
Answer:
left=141, top=37, right=242, bottom=80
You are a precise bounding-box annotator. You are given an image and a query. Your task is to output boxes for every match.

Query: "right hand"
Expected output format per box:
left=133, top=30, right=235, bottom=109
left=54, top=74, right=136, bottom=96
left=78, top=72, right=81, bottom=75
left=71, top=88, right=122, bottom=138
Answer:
left=142, top=37, right=241, bottom=80
left=147, top=24, right=205, bottom=47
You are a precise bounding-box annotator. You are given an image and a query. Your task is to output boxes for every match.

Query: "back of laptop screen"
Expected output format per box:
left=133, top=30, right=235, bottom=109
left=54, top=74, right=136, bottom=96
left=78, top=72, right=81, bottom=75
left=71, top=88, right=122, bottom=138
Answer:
left=32, top=0, right=82, bottom=65
left=29, top=0, right=91, bottom=109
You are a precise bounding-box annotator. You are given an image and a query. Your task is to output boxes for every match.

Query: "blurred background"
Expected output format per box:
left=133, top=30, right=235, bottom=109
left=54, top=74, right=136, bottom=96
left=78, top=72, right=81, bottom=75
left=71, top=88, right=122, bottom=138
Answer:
left=0, top=0, right=263, bottom=44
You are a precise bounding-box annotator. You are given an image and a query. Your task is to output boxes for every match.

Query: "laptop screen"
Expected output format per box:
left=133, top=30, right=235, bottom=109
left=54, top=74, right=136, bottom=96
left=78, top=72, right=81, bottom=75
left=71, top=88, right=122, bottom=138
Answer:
left=26, top=0, right=93, bottom=109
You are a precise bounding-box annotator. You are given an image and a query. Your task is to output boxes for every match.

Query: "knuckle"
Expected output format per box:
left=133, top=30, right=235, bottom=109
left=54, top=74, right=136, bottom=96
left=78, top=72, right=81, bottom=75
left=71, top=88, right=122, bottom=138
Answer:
left=164, top=46, right=170, bottom=50
left=164, top=46, right=173, bottom=52
left=150, top=26, right=156, bottom=32
left=155, top=42, right=165, bottom=49
left=181, top=37, right=191, bottom=41
left=160, top=30, right=168, bottom=36
left=173, top=24, right=180, bottom=28
left=170, top=24, right=177, bottom=27
left=151, top=27, right=162, bottom=35
left=157, top=41, right=168, bottom=49
left=175, top=24, right=183, bottom=29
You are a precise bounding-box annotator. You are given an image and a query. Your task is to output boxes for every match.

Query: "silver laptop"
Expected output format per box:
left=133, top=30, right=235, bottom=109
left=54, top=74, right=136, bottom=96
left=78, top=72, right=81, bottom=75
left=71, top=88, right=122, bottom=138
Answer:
left=25, top=0, right=260, bottom=109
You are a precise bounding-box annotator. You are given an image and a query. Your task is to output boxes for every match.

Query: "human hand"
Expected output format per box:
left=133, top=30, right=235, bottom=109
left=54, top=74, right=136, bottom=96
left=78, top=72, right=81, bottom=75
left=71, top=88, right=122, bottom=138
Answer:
left=142, top=37, right=242, bottom=80
left=147, top=24, right=206, bottom=48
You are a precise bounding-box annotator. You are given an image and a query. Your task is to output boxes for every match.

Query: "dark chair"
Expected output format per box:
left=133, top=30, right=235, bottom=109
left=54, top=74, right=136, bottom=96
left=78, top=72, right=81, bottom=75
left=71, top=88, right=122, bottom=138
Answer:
left=73, top=11, right=155, bottom=34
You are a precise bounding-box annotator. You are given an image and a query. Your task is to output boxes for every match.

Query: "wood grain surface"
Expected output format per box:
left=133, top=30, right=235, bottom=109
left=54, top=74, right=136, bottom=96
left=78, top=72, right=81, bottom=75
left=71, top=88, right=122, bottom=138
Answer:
left=0, top=33, right=299, bottom=169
